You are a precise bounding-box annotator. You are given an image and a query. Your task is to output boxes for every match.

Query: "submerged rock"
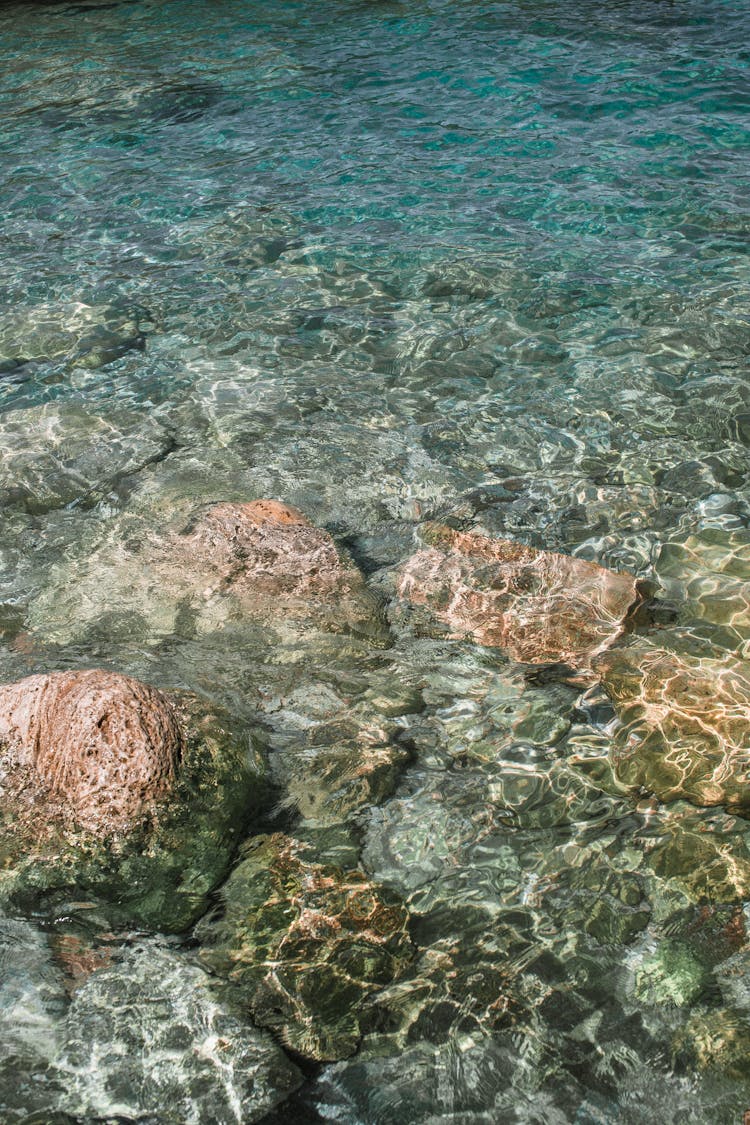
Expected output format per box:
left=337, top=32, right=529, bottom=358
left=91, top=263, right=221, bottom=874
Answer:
left=0, top=670, right=181, bottom=837
left=595, top=640, right=750, bottom=813
left=0, top=400, right=171, bottom=513
left=179, top=499, right=377, bottom=631
left=0, top=928, right=301, bottom=1125
left=396, top=523, right=640, bottom=666
left=56, top=942, right=301, bottom=1125
left=198, top=833, right=414, bottom=1062
left=28, top=498, right=386, bottom=646
left=0, top=301, right=147, bottom=372
left=655, top=528, right=750, bottom=647
left=0, top=671, right=267, bottom=931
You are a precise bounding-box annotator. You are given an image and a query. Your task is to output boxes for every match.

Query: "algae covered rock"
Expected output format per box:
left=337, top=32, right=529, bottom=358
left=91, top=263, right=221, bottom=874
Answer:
left=198, top=834, right=414, bottom=1061
left=673, top=1007, right=750, bottom=1080
left=396, top=523, right=640, bottom=666
left=634, top=939, right=710, bottom=1008
left=0, top=300, right=146, bottom=372
left=0, top=671, right=267, bottom=931
left=595, top=640, right=750, bottom=813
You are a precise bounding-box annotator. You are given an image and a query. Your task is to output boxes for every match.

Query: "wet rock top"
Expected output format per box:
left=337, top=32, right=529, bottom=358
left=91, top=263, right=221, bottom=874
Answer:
left=184, top=498, right=361, bottom=599
left=397, top=522, right=640, bottom=666
left=0, top=669, right=181, bottom=837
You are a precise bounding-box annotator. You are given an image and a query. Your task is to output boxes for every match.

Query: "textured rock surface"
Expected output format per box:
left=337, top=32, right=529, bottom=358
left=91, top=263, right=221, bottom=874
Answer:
left=0, top=683, right=266, bottom=931
left=176, top=501, right=384, bottom=634
left=0, top=670, right=181, bottom=837
left=55, top=942, right=301, bottom=1125
left=0, top=928, right=300, bottom=1125
left=595, top=640, right=750, bottom=812
left=397, top=523, right=640, bottom=665
left=655, top=529, right=750, bottom=645
left=27, top=498, right=386, bottom=646
left=198, top=833, right=414, bottom=1062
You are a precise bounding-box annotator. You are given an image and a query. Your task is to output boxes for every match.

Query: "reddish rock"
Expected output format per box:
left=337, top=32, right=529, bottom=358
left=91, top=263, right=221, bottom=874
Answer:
left=0, top=670, right=182, bottom=837
left=397, top=524, right=640, bottom=665
left=185, top=500, right=363, bottom=599
left=174, top=499, right=379, bottom=634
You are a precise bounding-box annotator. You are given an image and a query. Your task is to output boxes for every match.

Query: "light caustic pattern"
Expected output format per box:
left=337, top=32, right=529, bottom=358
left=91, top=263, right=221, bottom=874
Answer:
left=1, top=0, right=750, bottom=1121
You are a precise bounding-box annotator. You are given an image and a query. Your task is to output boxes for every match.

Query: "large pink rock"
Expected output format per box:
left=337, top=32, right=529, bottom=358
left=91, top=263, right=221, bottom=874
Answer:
left=397, top=524, right=640, bottom=665
left=0, top=670, right=182, bottom=837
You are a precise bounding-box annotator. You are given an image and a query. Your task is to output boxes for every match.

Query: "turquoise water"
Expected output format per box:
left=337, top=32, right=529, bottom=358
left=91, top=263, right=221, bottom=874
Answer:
left=2, top=0, right=750, bottom=1121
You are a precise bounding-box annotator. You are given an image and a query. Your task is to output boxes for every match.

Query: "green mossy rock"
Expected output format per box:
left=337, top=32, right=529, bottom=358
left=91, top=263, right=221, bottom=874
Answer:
left=198, top=833, right=414, bottom=1062
left=634, top=939, right=710, bottom=1008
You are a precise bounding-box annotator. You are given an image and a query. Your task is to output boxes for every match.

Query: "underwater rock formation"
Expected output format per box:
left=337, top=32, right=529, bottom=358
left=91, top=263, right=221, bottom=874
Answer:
left=182, top=498, right=371, bottom=612
left=595, top=640, right=750, bottom=813
left=0, top=400, right=171, bottom=513
left=397, top=523, right=640, bottom=665
left=0, top=670, right=181, bottom=837
left=28, top=498, right=386, bottom=646
left=198, top=833, right=414, bottom=1062
left=56, top=942, right=302, bottom=1124
left=0, top=300, right=146, bottom=371
left=0, top=926, right=301, bottom=1124
left=655, top=528, right=750, bottom=646
left=0, top=672, right=267, bottom=931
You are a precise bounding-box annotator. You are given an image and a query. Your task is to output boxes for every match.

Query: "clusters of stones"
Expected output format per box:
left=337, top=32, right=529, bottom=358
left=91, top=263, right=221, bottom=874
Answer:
left=2, top=497, right=746, bottom=1061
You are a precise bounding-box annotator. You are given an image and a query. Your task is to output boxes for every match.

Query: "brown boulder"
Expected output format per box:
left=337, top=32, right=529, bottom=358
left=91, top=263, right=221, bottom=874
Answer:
left=397, top=524, right=640, bottom=665
left=0, top=670, right=182, bottom=837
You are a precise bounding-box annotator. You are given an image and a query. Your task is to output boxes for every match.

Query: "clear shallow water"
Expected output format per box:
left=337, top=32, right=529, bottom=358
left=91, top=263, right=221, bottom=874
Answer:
left=1, top=0, right=750, bottom=1121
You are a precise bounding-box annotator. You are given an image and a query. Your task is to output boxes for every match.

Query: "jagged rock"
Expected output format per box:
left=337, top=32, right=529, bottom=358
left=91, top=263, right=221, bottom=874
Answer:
left=198, top=834, right=414, bottom=1062
left=0, top=670, right=181, bottom=837
left=396, top=523, right=640, bottom=666
left=0, top=672, right=267, bottom=931
left=595, top=641, right=750, bottom=813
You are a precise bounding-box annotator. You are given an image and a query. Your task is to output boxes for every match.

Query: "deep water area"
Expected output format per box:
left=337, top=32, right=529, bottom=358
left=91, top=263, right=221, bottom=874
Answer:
left=2, top=0, right=750, bottom=1121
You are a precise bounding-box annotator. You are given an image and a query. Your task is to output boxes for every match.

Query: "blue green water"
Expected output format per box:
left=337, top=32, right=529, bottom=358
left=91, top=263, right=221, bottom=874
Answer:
left=1, top=0, right=750, bottom=1121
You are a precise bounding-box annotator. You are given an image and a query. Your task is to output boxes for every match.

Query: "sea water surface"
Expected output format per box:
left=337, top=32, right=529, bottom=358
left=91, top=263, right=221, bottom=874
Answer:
left=1, top=0, right=750, bottom=1121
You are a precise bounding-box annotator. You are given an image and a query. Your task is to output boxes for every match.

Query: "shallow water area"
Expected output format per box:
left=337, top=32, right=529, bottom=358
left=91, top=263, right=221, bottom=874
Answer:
left=2, top=0, right=750, bottom=1120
